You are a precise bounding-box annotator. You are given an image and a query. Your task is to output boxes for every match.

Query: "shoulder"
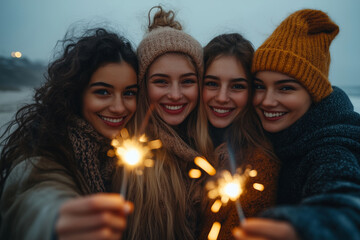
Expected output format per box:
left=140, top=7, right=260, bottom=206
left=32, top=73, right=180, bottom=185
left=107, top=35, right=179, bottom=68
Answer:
left=3, top=156, right=82, bottom=201
left=0, top=157, right=81, bottom=240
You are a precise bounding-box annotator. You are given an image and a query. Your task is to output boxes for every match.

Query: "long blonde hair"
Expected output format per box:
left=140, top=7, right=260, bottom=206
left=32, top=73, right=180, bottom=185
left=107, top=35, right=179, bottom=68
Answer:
left=113, top=6, right=213, bottom=239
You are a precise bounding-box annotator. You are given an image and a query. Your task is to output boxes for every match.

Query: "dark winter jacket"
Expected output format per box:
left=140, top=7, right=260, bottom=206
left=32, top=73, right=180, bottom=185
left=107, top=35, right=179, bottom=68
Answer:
left=262, top=86, right=360, bottom=240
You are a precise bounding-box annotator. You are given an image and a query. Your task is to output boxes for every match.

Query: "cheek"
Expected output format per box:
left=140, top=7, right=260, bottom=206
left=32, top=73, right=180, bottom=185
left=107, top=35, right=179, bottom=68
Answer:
left=202, top=89, right=212, bottom=104
left=125, top=99, right=137, bottom=114
left=147, top=86, right=161, bottom=104
left=82, top=95, right=100, bottom=114
left=252, top=92, right=263, bottom=106
left=234, top=92, right=248, bottom=108
left=188, top=86, right=199, bottom=106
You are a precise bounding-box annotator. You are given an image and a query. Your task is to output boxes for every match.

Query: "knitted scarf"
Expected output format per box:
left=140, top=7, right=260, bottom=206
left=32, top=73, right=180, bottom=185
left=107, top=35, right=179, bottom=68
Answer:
left=68, top=117, right=116, bottom=193
left=198, top=143, right=280, bottom=239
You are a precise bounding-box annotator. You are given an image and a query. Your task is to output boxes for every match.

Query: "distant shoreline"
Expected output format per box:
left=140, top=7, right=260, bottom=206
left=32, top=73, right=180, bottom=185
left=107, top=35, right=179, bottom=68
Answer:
left=0, top=86, right=22, bottom=91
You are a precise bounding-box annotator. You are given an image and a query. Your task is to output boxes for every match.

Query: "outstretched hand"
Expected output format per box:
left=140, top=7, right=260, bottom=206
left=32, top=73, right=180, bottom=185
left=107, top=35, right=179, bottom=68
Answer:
left=232, top=218, right=300, bottom=240
left=56, top=193, right=133, bottom=240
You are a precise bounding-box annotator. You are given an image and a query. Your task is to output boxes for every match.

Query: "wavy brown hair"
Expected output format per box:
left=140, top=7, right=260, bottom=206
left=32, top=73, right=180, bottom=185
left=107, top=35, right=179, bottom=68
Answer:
left=203, top=33, right=277, bottom=165
left=0, top=28, right=138, bottom=193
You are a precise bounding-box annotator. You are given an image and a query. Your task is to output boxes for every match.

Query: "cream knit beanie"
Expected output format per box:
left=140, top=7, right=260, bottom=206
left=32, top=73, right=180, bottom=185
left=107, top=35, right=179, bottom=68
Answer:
left=137, top=8, right=203, bottom=85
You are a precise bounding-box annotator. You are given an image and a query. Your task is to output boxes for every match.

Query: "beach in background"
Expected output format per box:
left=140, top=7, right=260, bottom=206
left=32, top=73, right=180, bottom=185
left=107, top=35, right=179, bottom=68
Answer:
left=0, top=87, right=34, bottom=132
left=1, top=86, right=360, bottom=134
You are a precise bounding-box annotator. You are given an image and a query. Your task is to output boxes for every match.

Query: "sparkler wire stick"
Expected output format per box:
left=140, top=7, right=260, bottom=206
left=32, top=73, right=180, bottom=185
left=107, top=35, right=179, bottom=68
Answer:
left=138, top=104, right=155, bottom=136
left=227, top=143, right=246, bottom=225
left=120, top=168, right=128, bottom=198
left=116, top=105, right=158, bottom=199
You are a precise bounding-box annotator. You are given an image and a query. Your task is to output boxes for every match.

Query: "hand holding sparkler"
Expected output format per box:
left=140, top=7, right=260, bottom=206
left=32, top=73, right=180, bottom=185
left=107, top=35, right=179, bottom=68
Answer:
left=56, top=193, right=133, bottom=239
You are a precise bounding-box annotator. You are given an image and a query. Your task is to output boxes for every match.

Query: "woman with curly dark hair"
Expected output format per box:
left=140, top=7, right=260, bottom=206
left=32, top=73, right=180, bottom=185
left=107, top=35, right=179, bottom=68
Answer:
left=0, top=27, right=138, bottom=239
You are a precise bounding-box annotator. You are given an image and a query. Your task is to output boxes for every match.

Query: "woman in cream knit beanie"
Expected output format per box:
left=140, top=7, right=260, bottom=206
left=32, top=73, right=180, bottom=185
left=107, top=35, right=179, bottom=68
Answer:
left=118, top=6, right=214, bottom=240
left=233, top=9, right=360, bottom=240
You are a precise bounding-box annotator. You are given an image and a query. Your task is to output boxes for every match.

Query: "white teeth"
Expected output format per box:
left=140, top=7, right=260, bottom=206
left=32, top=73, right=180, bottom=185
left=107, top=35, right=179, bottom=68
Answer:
left=213, top=107, right=230, bottom=114
left=264, top=111, right=285, bottom=118
left=101, top=116, right=123, bottom=123
left=165, top=105, right=183, bottom=110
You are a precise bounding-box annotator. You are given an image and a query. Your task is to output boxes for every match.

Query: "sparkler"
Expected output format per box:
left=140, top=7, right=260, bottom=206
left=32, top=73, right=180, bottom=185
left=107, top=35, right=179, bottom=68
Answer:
left=107, top=105, right=161, bottom=198
left=206, top=168, right=262, bottom=221
left=188, top=145, right=264, bottom=240
left=108, top=128, right=162, bottom=198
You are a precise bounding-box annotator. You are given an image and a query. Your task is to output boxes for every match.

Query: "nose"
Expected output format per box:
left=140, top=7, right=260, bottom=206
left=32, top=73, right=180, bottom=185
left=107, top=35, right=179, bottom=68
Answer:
left=215, top=86, right=229, bottom=104
left=109, top=96, right=126, bottom=114
left=167, top=84, right=182, bottom=101
left=260, top=90, right=278, bottom=107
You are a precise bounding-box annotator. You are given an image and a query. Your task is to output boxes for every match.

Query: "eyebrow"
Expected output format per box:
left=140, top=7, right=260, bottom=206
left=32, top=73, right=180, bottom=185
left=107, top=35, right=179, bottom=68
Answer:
left=89, top=82, right=113, bottom=88
left=149, top=72, right=197, bottom=79
left=89, top=82, right=139, bottom=89
left=125, top=84, right=139, bottom=89
left=205, top=74, right=248, bottom=82
left=254, top=78, right=299, bottom=85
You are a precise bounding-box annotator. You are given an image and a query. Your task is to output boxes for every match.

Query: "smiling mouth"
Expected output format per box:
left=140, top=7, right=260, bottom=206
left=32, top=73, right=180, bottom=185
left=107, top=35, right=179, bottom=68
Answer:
left=164, top=105, right=184, bottom=110
left=263, top=111, right=286, bottom=120
left=99, top=115, right=125, bottom=127
left=210, top=106, right=233, bottom=117
left=161, top=104, right=186, bottom=114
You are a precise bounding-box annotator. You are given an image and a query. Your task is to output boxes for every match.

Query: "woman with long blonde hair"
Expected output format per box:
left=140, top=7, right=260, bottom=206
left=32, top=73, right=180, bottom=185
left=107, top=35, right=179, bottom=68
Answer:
left=114, top=6, right=214, bottom=239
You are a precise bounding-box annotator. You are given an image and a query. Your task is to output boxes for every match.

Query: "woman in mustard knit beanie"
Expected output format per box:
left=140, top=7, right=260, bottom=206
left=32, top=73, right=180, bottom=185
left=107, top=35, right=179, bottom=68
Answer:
left=113, top=6, right=214, bottom=239
left=233, top=9, right=360, bottom=240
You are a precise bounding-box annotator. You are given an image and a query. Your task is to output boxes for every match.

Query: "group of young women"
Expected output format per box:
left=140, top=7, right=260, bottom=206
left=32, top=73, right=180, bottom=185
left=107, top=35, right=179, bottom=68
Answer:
left=0, top=5, right=359, bottom=240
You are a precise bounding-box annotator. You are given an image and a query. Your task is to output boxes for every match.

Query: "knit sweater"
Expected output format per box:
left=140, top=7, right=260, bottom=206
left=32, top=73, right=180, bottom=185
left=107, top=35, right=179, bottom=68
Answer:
left=199, top=143, right=280, bottom=239
left=262, top=86, right=360, bottom=240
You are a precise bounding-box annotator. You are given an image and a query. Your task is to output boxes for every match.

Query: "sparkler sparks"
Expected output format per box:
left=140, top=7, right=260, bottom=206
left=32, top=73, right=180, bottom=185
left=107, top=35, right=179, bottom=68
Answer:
left=188, top=153, right=265, bottom=239
left=208, top=222, right=221, bottom=240
left=108, top=128, right=162, bottom=197
left=206, top=168, right=264, bottom=222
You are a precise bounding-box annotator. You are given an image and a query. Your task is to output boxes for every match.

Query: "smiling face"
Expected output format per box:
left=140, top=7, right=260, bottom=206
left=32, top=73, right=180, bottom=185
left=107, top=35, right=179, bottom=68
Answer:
left=146, top=53, right=199, bottom=126
left=203, top=55, right=249, bottom=128
left=82, top=62, right=138, bottom=139
left=253, top=71, right=312, bottom=133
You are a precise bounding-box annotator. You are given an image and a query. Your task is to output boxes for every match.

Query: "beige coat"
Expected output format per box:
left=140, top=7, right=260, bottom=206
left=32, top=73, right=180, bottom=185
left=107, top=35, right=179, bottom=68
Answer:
left=0, top=157, right=89, bottom=240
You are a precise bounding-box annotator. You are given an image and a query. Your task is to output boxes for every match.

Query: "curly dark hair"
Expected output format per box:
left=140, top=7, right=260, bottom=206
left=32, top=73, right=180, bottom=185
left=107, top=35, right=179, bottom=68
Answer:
left=0, top=28, right=138, bottom=191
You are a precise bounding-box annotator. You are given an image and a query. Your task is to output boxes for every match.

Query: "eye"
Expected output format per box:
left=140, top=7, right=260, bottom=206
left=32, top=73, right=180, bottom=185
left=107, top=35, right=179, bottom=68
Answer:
left=204, top=81, right=218, bottom=88
left=280, top=86, right=295, bottom=91
left=231, top=83, right=247, bottom=90
left=123, top=90, right=138, bottom=97
left=151, top=78, right=168, bottom=86
left=182, top=78, right=197, bottom=85
left=254, top=83, right=265, bottom=90
left=154, top=79, right=166, bottom=84
left=94, top=89, right=110, bottom=95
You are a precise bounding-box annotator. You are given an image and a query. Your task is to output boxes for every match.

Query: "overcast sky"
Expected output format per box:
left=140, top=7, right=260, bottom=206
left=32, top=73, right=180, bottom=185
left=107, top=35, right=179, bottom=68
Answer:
left=1, top=0, right=359, bottom=86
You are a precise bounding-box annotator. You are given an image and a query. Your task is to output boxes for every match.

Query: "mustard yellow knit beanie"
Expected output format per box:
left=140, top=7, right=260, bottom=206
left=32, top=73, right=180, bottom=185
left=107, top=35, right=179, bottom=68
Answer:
left=137, top=26, right=203, bottom=85
left=252, top=9, right=339, bottom=102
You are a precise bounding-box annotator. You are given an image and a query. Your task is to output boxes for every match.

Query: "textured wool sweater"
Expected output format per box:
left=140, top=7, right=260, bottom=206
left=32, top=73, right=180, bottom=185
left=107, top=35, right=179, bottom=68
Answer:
left=262, top=86, right=360, bottom=240
left=199, top=123, right=280, bottom=239
left=199, top=145, right=279, bottom=240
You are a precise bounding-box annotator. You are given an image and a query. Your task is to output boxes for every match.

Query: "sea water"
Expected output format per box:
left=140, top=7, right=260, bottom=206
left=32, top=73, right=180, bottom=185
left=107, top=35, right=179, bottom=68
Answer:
left=1, top=86, right=360, bottom=133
